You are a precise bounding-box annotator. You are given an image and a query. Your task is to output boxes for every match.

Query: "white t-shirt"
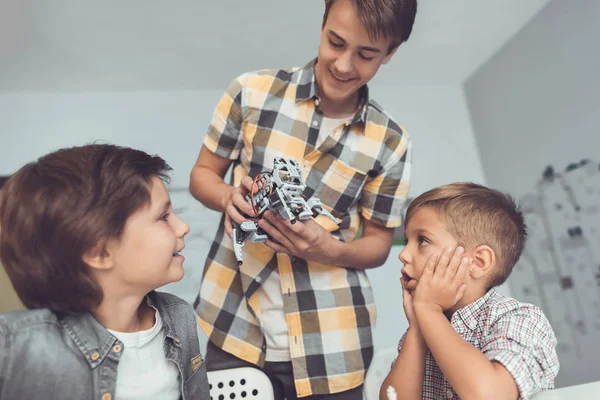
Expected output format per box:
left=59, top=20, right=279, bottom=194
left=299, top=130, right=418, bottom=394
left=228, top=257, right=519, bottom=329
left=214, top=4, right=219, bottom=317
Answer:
left=256, top=267, right=290, bottom=361
left=107, top=309, right=180, bottom=400
left=316, top=115, right=352, bottom=148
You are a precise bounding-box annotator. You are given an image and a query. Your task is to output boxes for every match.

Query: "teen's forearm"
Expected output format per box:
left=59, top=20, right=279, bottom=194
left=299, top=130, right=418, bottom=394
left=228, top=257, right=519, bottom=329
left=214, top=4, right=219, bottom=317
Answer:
left=380, top=328, right=426, bottom=400
left=189, top=166, right=234, bottom=212
left=327, top=234, right=391, bottom=269
left=415, top=307, right=515, bottom=400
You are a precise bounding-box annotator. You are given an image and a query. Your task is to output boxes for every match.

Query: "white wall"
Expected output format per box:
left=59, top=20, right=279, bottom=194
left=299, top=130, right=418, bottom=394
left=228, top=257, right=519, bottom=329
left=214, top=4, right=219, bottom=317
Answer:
left=464, top=0, right=600, bottom=388
left=0, top=84, right=489, bottom=353
left=465, top=0, right=600, bottom=198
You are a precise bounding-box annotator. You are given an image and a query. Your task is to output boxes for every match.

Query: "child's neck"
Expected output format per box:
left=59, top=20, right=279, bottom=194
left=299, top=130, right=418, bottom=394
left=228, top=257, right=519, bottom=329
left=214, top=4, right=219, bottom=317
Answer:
left=92, top=294, right=156, bottom=333
left=446, top=285, right=489, bottom=318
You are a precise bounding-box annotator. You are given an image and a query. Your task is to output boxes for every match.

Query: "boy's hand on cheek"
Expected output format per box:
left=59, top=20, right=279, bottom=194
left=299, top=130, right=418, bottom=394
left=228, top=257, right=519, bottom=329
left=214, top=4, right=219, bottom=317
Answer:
left=401, top=276, right=418, bottom=327
left=413, top=247, right=470, bottom=314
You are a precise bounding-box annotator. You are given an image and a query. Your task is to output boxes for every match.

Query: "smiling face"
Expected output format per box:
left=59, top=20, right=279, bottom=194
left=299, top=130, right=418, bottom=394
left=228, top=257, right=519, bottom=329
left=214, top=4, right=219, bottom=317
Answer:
left=398, top=207, right=462, bottom=291
left=107, top=176, right=190, bottom=293
left=315, top=0, right=396, bottom=114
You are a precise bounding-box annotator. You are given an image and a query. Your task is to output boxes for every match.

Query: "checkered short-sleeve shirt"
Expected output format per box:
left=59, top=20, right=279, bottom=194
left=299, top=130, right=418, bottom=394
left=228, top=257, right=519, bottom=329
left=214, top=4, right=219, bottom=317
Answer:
left=194, top=59, right=411, bottom=397
left=395, top=289, right=560, bottom=400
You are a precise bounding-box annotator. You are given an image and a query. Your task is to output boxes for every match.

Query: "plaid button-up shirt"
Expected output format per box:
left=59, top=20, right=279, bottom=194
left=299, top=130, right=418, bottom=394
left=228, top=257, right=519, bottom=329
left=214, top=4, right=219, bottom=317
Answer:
left=194, top=59, right=411, bottom=397
left=395, top=289, right=559, bottom=400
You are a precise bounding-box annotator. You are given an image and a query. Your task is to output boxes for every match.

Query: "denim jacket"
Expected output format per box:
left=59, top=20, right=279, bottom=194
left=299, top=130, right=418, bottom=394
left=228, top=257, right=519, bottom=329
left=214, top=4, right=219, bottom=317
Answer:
left=0, top=291, right=210, bottom=400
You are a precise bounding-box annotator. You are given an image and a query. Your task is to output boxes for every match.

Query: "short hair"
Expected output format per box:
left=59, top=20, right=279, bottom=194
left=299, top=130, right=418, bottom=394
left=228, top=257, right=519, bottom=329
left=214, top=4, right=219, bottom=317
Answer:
left=0, top=144, right=171, bottom=313
left=0, top=176, right=10, bottom=190
left=322, top=0, right=418, bottom=53
left=405, top=182, right=527, bottom=288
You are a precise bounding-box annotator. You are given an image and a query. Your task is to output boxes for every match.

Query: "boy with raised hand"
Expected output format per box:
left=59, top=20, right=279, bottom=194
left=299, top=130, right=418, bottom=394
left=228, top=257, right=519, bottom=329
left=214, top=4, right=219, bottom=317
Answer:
left=381, top=183, right=559, bottom=400
left=0, top=144, right=210, bottom=400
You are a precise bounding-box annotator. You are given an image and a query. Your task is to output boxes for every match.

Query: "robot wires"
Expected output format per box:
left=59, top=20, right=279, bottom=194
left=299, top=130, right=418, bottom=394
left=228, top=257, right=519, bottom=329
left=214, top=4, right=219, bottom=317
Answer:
left=250, top=172, right=273, bottom=215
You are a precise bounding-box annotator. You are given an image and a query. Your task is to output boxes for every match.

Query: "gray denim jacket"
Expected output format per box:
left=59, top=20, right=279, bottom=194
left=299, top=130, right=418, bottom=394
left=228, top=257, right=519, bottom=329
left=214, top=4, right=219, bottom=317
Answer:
left=0, top=291, right=210, bottom=399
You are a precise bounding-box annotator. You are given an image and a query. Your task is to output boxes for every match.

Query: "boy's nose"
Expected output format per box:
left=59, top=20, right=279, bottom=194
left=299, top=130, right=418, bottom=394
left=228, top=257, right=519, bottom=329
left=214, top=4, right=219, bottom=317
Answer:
left=334, top=52, right=353, bottom=74
left=182, top=222, right=190, bottom=236
left=177, top=218, right=190, bottom=237
left=398, top=247, right=410, bottom=264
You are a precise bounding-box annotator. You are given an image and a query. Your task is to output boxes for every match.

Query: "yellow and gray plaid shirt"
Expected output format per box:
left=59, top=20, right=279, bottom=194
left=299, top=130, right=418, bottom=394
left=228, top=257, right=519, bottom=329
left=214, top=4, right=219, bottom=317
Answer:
left=194, top=59, right=411, bottom=397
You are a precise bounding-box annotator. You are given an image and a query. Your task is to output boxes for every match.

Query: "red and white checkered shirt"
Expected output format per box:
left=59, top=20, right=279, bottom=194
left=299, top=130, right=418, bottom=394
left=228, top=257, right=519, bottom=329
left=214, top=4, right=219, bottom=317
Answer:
left=395, top=289, right=559, bottom=400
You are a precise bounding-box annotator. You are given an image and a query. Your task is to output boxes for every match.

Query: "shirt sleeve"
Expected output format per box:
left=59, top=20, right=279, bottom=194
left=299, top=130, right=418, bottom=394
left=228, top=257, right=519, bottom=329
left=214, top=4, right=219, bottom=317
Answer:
left=390, top=330, right=408, bottom=369
left=481, top=306, right=560, bottom=400
left=203, top=73, right=247, bottom=160
left=359, top=133, right=412, bottom=228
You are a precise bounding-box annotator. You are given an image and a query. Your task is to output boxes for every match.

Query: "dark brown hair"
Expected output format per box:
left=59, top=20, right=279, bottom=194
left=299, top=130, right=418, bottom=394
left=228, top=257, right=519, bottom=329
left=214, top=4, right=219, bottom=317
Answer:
left=405, top=183, right=527, bottom=288
left=0, top=176, right=10, bottom=189
left=0, top=144, right=171, bottom=313
left=323, top=0, right=418, bottom=53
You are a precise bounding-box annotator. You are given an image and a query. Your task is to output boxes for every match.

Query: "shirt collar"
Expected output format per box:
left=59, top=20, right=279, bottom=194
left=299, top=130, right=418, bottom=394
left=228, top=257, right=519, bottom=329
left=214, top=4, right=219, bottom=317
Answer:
left=59, top=291, right=181, bottom=368
left=145, top=291, right=180, bottom=346
left=60, top=311, right=118, bottom=369
left=295, top=58, right=371, bottom=124
left=452, top=288, right=497, bottom=331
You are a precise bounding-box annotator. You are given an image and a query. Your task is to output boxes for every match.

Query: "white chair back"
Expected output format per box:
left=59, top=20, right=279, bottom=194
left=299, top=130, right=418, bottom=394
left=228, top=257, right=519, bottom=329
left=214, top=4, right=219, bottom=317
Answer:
left=208, top=367, right=275, bottom=400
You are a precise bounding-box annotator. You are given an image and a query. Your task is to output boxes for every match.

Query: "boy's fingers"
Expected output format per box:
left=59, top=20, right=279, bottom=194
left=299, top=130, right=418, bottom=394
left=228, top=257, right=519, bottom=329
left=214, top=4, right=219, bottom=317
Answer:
left=435, top=247, right=453, bottom=277
left=233, top=192, right=255, bottom=216
left=224, top=214, right=233, bottom=237
left=240, top=176, right=254, bottom=191
left=226, top=203, right=247, bottom=225
left=444, top=246, right=465, bottom=280
left=453, top=258, right=470, bottom=285
left=424, top=252, right=439, bottom=276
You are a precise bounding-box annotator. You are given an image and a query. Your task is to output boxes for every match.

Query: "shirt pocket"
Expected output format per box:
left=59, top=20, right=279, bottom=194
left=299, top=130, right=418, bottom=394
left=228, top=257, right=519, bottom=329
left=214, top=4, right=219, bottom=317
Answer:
left=319, top=159, right=368, bottom=216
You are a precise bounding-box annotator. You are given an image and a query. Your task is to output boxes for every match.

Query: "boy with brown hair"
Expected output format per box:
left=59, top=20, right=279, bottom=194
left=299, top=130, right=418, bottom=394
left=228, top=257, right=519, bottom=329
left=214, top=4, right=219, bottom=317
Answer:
left=381, top=182, right=559, bottom=400
left=0, top=144, right=210, bottom=400
left=190, top=0, right=416, bottom=398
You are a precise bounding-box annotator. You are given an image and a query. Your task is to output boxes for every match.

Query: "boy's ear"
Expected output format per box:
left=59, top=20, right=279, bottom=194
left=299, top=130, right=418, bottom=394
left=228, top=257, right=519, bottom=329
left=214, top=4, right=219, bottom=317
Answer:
left=469, top=245, right=495, bottom=279
left=82, top=240, right=114, bottom=271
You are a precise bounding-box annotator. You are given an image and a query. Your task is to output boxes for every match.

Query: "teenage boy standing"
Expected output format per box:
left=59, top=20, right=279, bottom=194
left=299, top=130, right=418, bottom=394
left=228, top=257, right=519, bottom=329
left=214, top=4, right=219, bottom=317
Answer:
left=190, top=1, right=417, bottom=398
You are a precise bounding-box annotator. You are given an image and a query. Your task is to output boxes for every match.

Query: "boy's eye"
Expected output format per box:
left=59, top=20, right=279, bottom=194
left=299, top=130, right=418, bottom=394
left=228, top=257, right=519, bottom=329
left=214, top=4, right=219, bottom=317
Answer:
left=329, top=39, right=343, bottom=48
left=358, top=53, right=375, bottom=61
left=160, top=213, right=170, bottom=222
left=418, top=236, right=429, bottom=246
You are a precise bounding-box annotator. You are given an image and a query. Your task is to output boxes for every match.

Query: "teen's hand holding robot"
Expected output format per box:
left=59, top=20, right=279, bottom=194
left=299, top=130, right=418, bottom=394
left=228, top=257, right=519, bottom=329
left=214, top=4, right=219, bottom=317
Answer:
left=225, top=157, right=338, bottom=265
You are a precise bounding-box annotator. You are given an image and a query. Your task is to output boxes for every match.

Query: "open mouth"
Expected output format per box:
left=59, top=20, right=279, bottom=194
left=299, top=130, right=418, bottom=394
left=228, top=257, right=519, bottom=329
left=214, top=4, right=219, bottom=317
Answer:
left=401, top=270, right=417, bottom=289
left=173, top=247, right=184, bottom=257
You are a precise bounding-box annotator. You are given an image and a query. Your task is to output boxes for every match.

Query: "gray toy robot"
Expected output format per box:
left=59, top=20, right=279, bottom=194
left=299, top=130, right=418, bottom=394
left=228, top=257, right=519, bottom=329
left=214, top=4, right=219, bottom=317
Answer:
left=232, top=157, right=338, bottom=265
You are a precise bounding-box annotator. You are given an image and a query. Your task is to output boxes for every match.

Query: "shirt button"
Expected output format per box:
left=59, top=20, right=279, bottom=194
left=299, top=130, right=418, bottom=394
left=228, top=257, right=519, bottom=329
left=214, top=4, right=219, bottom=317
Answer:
left=113, top=345, right=122, bottom=353
left=312, top=120, right=319, bottom=127
left=446, top=389, right=454, bottom=398
left=90, top=351, right=100, bottom=361
left=101, top=393, right=112, bottom=400
left=256, top=276, right=262, bottom=283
